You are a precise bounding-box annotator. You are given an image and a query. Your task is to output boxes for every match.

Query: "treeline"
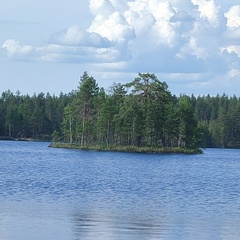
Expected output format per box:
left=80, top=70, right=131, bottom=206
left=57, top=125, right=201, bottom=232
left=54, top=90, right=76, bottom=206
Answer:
left=194, top=94, right=240, bottom=148
left=0, top=90, right=74, bottom=140
left=0, top=72, right=240, bottom=149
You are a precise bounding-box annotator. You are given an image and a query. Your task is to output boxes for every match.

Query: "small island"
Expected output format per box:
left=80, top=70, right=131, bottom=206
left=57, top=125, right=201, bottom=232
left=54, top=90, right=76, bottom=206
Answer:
left=50, top=72, right=202, bottom=154
left=49, top=143, right=202, bottom=154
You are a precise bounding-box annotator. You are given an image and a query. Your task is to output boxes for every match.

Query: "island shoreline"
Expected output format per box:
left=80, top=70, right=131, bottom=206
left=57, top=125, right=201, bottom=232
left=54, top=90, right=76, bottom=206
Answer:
left=49, top=142, right=203, bottom=154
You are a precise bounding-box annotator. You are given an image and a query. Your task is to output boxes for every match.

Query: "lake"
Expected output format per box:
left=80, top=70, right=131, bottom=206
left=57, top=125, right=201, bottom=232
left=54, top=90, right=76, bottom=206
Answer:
left=0, top=141, right=240, bottom=239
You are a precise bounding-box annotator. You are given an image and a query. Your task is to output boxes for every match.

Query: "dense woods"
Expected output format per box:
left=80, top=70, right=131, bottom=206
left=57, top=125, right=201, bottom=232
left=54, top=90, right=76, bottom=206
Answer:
left=1, top=72, right=240, bottom=149
left=0, top=90, right=74, bottom=141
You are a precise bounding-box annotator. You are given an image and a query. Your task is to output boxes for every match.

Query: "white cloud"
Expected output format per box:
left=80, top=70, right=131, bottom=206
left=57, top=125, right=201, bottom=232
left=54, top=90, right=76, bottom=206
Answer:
left=2, top=39, right=122, bottom=64
left=177, top=37, right=208, bottom=59
left=221, top=45, right=240, bottom=58
left=124, top=11, right=156, bottom=36
left=225, top=5, right=240, bottom=29
left=191, top=0, right=220, bottom=27
left=124, top=0, right=178, bottom=46
left=221, top=5, right=240, bottom=57
left=89, top=0, right=115, bottom=16
left=88, top=11, right=135, bottom=43
left=148, top=0, right=175, bottom=21
left=2, top=39, right=34, bottom=58
left=49, top=25, right=111, bottom=47
left=38, top=43, right=124, bottom=63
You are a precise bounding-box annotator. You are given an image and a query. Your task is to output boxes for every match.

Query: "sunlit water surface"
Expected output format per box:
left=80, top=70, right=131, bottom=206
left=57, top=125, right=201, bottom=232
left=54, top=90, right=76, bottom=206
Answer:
left=0, top=141, right=240, bottom=239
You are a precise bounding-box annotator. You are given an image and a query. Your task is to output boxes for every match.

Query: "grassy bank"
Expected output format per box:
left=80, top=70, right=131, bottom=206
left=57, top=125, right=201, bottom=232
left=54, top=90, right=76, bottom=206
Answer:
left=49, top=142, right=203, bottom=154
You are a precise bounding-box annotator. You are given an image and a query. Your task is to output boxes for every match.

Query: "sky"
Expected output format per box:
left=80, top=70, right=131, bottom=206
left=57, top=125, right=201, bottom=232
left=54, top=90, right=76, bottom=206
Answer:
left=1, top=0, right=240, bottom=96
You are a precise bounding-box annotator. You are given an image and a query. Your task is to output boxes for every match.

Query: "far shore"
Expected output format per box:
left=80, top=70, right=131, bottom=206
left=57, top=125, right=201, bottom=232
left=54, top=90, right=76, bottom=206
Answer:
left=0, top=137, right=50, bottom=142
left=0, top=137, right=32, bottom=141
left=49, top=142, right=203, bottom=154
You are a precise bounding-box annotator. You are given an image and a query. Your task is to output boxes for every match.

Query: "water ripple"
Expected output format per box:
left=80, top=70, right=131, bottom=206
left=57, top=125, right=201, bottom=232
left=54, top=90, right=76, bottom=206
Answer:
left=0, top=141, right=240, bottom=239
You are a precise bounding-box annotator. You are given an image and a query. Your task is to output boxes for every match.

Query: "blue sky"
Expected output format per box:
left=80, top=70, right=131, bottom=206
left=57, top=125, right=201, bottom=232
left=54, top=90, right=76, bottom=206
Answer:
left=1, top=0, right=240, bottom=96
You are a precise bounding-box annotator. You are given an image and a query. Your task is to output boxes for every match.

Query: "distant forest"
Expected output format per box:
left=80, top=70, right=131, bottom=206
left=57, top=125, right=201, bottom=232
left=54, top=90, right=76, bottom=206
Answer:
left=1, top=72, right=240, bottom=149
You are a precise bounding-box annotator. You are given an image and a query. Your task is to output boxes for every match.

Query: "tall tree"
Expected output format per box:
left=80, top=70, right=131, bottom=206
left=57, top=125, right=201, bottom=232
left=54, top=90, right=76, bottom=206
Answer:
left=73, top=72, right=99, bottom=145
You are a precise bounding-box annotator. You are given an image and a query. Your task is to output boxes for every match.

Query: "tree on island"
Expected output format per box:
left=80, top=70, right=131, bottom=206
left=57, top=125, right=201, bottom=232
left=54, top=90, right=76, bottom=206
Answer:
left=60, top=72, right=201, bottom=150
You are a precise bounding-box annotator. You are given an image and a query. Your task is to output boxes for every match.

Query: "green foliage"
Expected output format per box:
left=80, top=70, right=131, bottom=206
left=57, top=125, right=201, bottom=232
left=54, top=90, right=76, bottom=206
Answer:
left=2, top=71, right=240, bottom=150
left=61, top=72, right=99, bottom=145
left=49, top=142, right=202, bottom=154
left=178, top=95, right=200, bottom=148
left=59, top=72, right=201, bottom=150
left=194, top=94, right=240, bottom=148
left=0, top=90, right=74, bottom=140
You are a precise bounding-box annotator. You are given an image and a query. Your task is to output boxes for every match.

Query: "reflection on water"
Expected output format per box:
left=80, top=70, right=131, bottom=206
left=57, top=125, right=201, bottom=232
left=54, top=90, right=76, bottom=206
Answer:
left=71, top=210, right=240, bottom=240
left=72, top=211, right=164, bottom=240
left=1, top=141, right=240, bottom=239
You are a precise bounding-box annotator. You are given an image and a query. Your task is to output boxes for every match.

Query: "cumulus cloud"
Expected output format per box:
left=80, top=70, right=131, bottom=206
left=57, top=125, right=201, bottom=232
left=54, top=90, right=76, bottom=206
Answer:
left=225, top=5, right=240, bottom=29
left=89, top=0, right=114, bottom=16
left=2, top=38, right=122, bottom=63
left=191, top=0, right=220, bottom=27
left=49, top=25, right=111, bottom=47
left=221, top=5, right=240, bottom=58
left=221, top=46, right=240, bottom=58
left=1, top=0, right=240, bottom=95
left=37, top=44, right=121, bottom=63
left=2, top=39, right=34, bottom=59
left=88, top=11, right=135, bottom=43
left=177, top=37, right=209, bottom=60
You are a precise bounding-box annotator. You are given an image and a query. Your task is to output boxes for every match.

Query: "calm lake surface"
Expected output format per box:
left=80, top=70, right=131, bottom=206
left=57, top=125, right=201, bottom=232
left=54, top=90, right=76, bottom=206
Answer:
left=0, top=141, right=240, bottom=240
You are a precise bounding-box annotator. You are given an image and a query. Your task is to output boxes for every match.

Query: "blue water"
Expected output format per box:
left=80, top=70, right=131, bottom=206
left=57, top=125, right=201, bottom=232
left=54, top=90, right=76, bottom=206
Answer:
left=0, top=141, right=240, bottom=239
